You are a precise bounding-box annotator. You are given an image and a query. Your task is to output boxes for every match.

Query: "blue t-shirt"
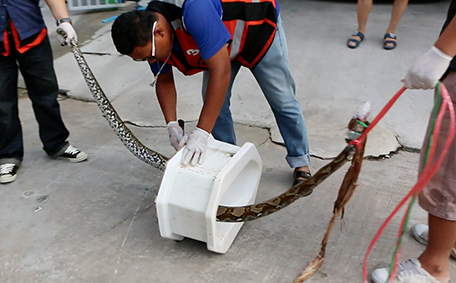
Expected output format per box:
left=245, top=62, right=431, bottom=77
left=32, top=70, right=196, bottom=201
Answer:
left=150, top=0, right=279, bottom=75
left=150, top=0, right=230, bottom=75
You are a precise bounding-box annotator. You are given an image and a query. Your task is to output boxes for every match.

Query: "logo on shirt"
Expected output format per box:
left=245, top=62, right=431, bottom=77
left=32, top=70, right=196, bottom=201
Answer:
left=186, top=49, right=200, bottom=56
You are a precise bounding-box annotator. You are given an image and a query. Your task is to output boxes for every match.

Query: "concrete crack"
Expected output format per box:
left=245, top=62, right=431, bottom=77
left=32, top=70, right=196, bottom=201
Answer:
left=115, top=195, right=148, bottom=275
left=81, top=51, right=117, bottom=56
left=233, top=122, right=270, bottom=131
left=123, top=120, right=199, bottom=128
left=80, top=216, right=131, bottom=244
left=395, top=134, right=421, bottom=153
left=264, top=128, right=418, bottom=161
left=257, top=136, right=270, bottom=148
left=18, top=201, right=152, bottom=272
left=124, top=120, right=166, bottom=128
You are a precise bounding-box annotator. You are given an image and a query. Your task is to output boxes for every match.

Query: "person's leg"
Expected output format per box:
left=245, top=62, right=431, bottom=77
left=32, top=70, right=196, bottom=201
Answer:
left=17, top=36, right=70, bottom=156
left=357, top=0, right=373, bottom=34
left=417, top=215, right=456, bottom=283
left=372, top=72, right=456, bottom=283
left=251, top=15, right=310, bottom=178
left=347, top=0, right=373, bottom=48
left=417, top=71, right=456, bottom=282
left=202, top=60, right=241, bottom=145
left=410, top=223, right=456, bottom=259
left=386, top=0, right=409, bottom=34
left=384, top=0, right=408, bottom=49
left=0, top=39, right=23, bottom=165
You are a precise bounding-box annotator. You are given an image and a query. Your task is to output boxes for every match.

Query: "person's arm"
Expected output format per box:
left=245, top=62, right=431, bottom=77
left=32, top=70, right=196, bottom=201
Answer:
left=435, top=16, right=456, bottom=58
left=179, top=0, right=231, bottom=165
left=181, top=0, right=231, bottom=133
left=196, top=46, right=231, bottom=133
left=179, top=46, right=231, bottom=166
left=45, top=0, right=70, bottom=21
left=155, top=69, right=177, bottom=124
left=45, top=0, right=77, bottom=45
left=403, top=16, right=456, bottom=89
left=154, top=50, right=231, bottom=154
left=156, top=69, right=189, bottom=151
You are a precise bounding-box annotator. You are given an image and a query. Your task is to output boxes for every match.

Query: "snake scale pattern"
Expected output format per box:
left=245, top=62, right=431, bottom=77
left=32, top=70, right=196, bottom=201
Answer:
left=69, top=41, right=359, bottom=223
left=216, top=145, right=355, bottom=222
left=69, top=41, right=168, bottom=171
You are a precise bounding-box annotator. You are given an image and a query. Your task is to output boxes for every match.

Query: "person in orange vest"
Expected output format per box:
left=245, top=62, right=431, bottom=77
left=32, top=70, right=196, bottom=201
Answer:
left=111, top=0, right=312, bottom=188
left=372, top=1, right=456, bottom=282
left=0, top=0, right=88, bottom=184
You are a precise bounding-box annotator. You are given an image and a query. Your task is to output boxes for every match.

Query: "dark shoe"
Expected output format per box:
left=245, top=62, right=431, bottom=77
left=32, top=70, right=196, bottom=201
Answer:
left=56, top=145, right=88, bottom=163
left=347, top=31, right=365, bottom=49
left=0, top=163, right=19, bottom=184
left=383, top=33, right=397, bottom=50
left=293, top=170, right=312, bottom=195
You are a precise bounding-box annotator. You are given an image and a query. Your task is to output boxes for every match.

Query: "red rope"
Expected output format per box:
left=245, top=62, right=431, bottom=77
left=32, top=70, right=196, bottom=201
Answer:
left=361, top=84, right=456, bottom=283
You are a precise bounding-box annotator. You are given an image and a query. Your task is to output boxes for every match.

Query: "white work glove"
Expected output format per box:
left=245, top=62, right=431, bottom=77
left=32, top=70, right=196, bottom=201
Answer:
left=56, top=22, right=77, bottom=46
left=167, top=121, right=187, bottom=151
left=181, top=127, right=210, bottom=166
left=403, top=46, right=453, bottom=90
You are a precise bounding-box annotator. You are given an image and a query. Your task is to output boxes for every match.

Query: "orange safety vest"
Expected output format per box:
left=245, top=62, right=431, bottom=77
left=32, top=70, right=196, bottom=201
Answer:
left=147, top=0, right=277, bottom=75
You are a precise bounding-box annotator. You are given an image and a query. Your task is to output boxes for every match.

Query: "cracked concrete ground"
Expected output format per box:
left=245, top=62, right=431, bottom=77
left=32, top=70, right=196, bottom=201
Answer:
left=2, top=97, right=453, bottom=283
left=4, top=0, right=456, bottom=282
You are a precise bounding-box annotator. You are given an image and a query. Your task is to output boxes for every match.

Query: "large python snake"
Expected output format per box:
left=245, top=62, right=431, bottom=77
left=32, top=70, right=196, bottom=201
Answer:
left=68, top=41, right=168, bottom=171
left=69, top=41, right=363, bottom=223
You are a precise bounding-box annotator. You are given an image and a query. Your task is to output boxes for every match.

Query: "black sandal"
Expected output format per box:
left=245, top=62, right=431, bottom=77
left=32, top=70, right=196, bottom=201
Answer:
left=383, top=33, right=397, bottom=50
left=293, top=170, right=312, bottom=196
left=347, top=31, right=365, bottom=49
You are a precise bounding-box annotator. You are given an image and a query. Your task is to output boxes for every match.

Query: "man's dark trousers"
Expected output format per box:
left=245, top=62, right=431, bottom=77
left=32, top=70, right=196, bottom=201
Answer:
left=0, top=34, right=69, bottom=164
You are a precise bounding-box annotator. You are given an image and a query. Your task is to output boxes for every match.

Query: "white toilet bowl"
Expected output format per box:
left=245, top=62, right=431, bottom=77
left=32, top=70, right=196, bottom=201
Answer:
left=156, top=136, right=262, bottom=254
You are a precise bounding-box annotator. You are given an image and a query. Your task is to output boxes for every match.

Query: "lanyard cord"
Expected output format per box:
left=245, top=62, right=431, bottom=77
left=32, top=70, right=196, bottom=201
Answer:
left=150, top=36, right=173, bottom=87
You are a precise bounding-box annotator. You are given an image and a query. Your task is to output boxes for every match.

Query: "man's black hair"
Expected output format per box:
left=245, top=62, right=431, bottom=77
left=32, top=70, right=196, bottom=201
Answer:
left=111, top=10, right=158, bottom=55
